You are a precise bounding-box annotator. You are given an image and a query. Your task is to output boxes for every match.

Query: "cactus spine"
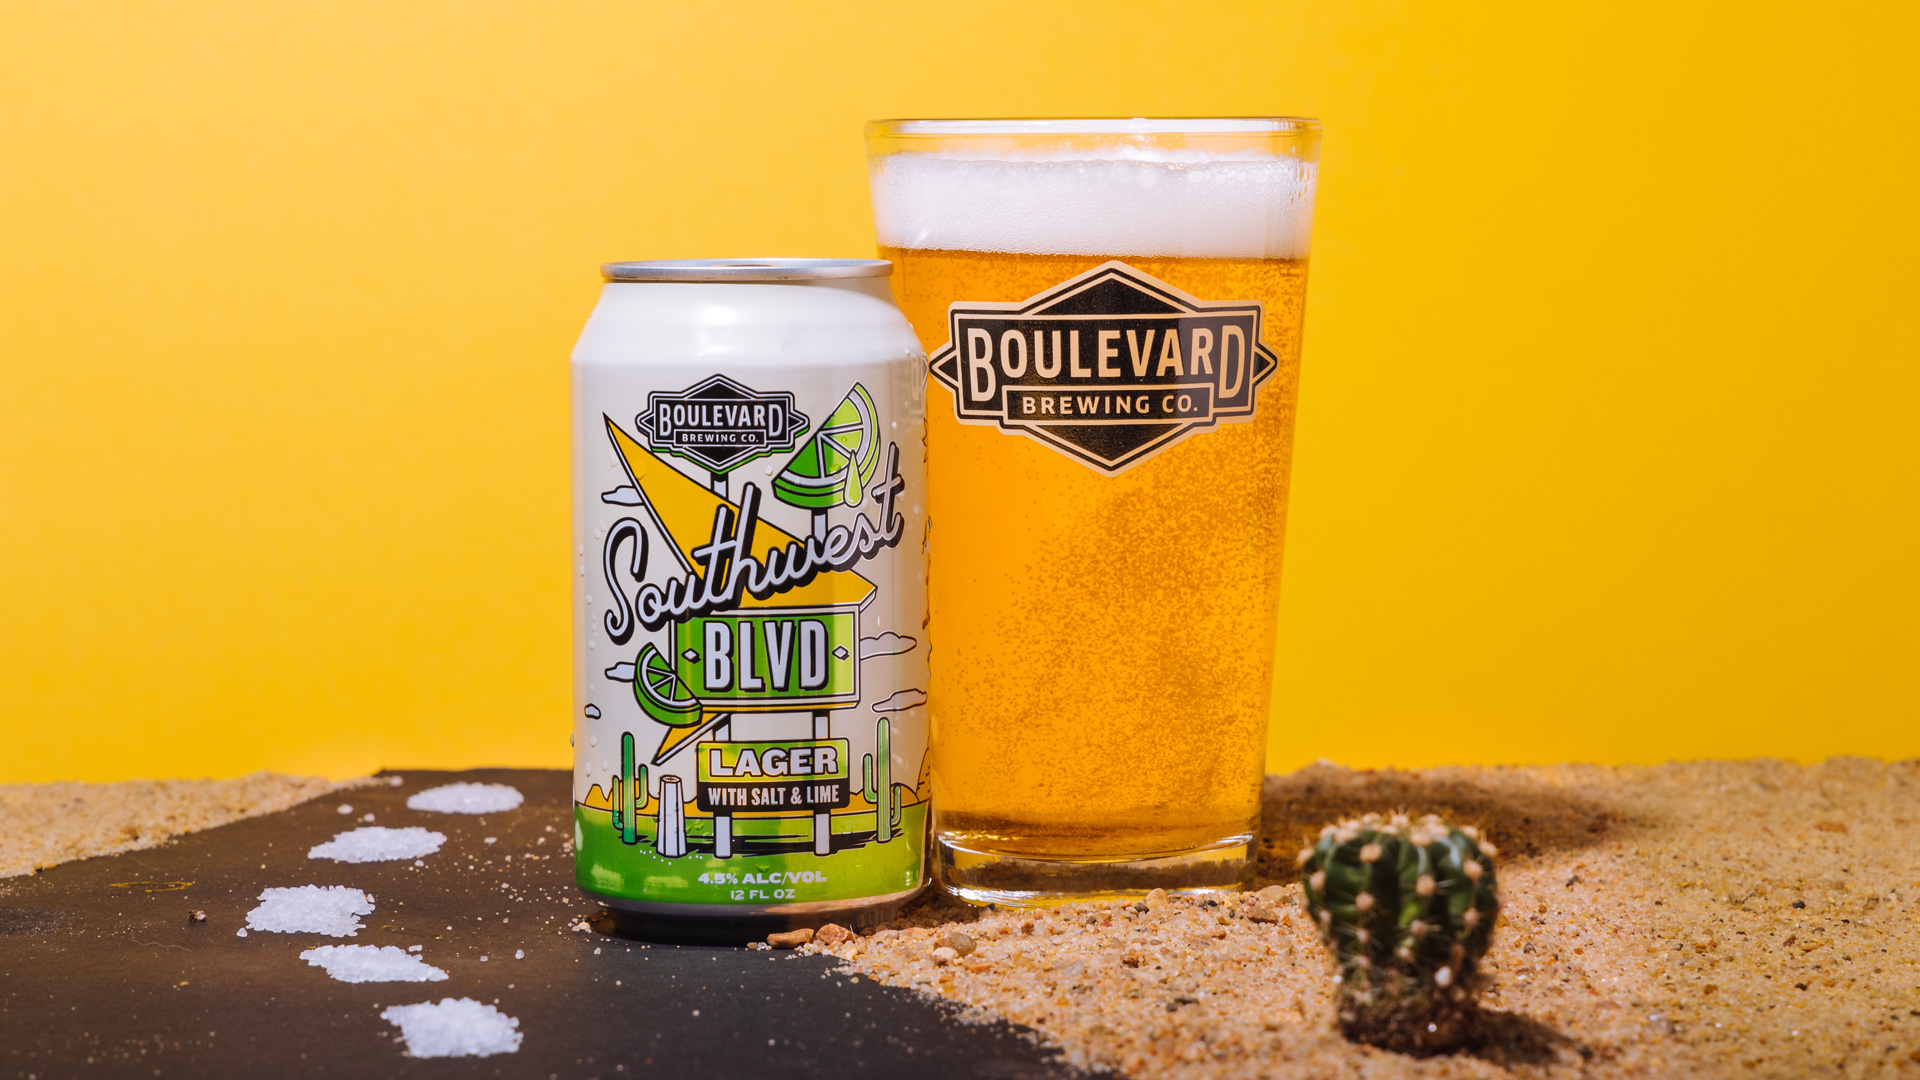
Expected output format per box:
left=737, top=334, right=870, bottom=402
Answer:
left=861, top=718, right=897, bottom=842
left=1299, top=813, right=1500, bottom=1053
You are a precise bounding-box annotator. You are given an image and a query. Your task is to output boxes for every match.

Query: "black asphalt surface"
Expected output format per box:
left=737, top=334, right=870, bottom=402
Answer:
left=0, top=769, right=1076, bottom=1079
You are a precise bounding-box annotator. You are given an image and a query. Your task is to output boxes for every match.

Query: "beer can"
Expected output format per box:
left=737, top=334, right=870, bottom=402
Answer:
left=570, top=259, right=929, bottom=939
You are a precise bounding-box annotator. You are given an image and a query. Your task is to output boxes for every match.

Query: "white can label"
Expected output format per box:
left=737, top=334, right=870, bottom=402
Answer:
left=574, top=359, right=928, bottom=906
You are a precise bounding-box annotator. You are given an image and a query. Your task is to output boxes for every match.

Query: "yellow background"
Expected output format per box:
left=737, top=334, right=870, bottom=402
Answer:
left=2, top=2, right=1914, bottom=783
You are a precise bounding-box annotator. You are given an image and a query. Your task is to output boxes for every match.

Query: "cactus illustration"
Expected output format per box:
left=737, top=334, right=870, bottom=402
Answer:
left=616, top=732, right=645, bottom=845
left=860, top=718, right=898, bottom=842
left=1298, top=813, right=1501, bottom=1054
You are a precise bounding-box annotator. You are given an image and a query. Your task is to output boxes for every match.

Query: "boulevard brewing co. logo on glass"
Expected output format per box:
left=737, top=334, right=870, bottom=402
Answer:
left=928, top=261, right=1278, bottom=474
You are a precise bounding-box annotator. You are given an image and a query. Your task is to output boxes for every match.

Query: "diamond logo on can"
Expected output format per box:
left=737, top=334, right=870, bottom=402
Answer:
left=928, top=261, right=1278, bottom=474
left=635, top=374, right=809, bottom=476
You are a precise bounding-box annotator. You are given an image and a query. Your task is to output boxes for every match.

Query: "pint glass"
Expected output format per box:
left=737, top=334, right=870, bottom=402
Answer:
left=866, top=119, right=1319, bottom=903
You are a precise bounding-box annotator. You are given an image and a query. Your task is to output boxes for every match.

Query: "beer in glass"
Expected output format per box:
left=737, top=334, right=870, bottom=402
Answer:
left=866, top=118, right=1319, bottom=903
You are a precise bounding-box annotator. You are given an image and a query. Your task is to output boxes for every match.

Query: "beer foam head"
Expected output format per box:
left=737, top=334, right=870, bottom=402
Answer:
left=870, top=149, right=1316, bottom=260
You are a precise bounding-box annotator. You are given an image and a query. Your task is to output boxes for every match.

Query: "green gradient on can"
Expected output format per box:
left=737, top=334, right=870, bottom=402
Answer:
left=574, top=803, right=927, bottom=904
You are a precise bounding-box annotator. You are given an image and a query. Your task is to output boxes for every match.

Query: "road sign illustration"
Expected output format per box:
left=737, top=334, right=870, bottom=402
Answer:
left=597, top=412, right=905, bottom=860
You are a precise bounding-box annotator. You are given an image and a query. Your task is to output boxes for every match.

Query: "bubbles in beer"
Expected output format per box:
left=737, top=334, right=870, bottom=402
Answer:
left=870, top=150, right=1315, bottom=260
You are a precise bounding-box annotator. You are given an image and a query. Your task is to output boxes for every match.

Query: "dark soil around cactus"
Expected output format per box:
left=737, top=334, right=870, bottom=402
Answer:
left=1339, top=994, right=1483, bottom=1056
left=1338, top=994, right=1574, bottom=1064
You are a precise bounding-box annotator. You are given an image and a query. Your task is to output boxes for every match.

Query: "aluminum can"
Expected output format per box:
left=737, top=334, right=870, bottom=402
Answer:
left=570, top=259, right=929, bottom=939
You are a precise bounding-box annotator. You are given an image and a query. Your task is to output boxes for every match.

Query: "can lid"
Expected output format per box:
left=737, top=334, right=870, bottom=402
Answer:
left=600, top=258, right=892, bottom=282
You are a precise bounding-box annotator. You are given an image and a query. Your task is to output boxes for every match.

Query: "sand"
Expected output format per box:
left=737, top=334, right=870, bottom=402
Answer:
left=0, top=771, right=353, bottom=878
left=805, top=760, right=1920, bottom=1079
left=8, top=760, right=1914, bottom=1075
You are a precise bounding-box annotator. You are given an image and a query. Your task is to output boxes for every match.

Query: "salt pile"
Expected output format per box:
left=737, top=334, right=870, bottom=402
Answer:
left=406, top=783, right=523, bottom=815
left=380, top=998, right=523, bottom=1058
left=308, top=826, right=446, bottom=863
left=243, top=885, right=374, bottom=937
left=300, top=944, right=448, bottom=983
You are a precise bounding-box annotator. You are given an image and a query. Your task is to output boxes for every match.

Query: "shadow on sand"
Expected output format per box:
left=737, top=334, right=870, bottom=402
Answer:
left=1464, top=1006, right=1587, bottom=1068
left=1254, top=762, right=1642, bottom=888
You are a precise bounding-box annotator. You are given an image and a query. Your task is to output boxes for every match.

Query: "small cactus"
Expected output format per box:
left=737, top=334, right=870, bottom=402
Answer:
left=1298, top=813, right=1500, bottom=1053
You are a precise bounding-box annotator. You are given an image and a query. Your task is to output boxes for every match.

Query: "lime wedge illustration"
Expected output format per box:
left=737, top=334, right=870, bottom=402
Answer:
left=632, top=643, right=702, bottom=726
left=773, top=383, right=881, bottom=509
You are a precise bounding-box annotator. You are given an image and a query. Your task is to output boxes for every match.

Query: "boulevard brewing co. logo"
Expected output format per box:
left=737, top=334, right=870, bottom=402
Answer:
left=635, top=373, right=808, bottom=475
left=929, top=261, right=1278, bottom=474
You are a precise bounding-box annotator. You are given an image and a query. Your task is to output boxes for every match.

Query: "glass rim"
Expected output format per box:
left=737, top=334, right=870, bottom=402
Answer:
left=866, top=117, right=1319, bottom=137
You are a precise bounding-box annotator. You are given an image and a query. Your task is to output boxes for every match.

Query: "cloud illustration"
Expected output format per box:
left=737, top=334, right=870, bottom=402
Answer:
left=583, top=704, right=601, bottom=719
left=601, top=486, right=643, bottom=506
left=871, top=688, right=927, bottom=713
left=603, top=662, right=635, bottom=682
left=859, top=632, right=918, bottom=660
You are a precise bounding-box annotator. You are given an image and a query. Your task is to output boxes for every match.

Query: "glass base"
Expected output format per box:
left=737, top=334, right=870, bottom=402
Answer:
left=934, top=833, right=1255, bottom=907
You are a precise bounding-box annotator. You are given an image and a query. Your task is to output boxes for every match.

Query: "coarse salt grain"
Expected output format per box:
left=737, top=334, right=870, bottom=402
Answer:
left=406, top=783, right=524, bottom=815
left=308, top=826, right=447, bottom=863
left=243, top=885, right=374, bottom=937
left=380, top=998, right=522, bottom=1058
left=300, top=944, right=448, bottom=983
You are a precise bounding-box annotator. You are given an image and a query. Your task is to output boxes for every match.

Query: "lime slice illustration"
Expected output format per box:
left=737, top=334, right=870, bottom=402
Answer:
left=632, top=643, right=702, bottom=726
left=773, top=383, right=880, bottom=509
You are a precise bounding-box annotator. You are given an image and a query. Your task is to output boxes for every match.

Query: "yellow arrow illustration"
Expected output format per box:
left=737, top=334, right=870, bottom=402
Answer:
left=604, top=416, right=876, bottom=611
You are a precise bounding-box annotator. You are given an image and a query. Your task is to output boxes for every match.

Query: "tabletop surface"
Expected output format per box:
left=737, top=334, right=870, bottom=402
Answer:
left=0, top=768, right=1076, bottom=1079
